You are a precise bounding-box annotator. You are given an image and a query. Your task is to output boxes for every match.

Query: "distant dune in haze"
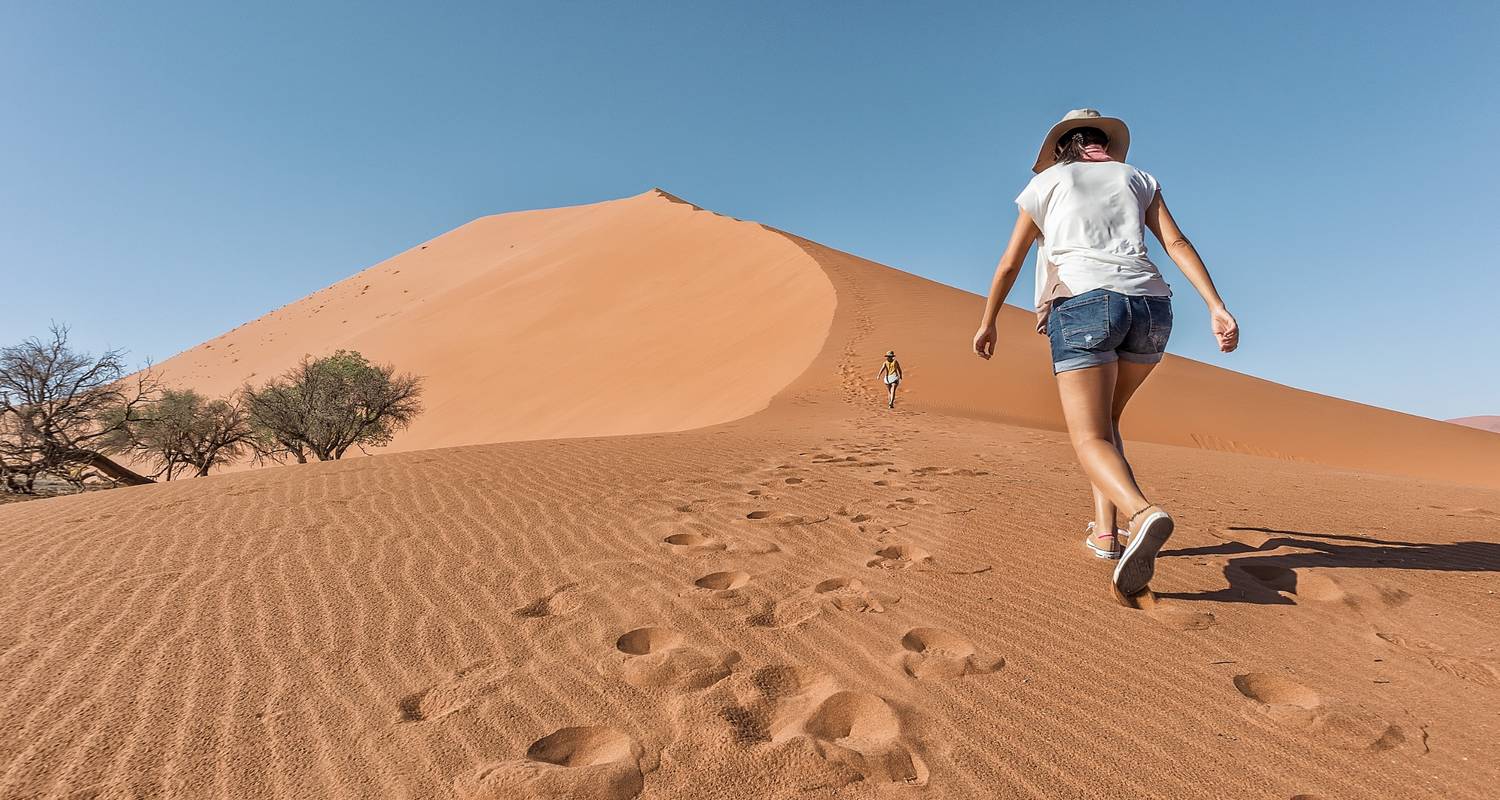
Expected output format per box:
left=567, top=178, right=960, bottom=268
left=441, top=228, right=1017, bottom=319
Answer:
left=1448, top=415, right=1500, bottom=433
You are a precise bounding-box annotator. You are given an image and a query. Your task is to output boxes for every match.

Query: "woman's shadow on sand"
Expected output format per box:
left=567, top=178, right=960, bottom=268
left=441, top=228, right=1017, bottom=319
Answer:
left=1155, top=526, right=1500, bottom=606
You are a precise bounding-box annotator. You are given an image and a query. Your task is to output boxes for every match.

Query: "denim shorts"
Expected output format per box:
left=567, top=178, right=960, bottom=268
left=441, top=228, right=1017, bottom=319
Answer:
left=1046, top=289, right=1173, bottom=374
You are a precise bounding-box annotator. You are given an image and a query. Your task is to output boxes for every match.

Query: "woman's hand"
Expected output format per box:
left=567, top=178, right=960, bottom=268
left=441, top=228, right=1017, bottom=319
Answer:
left=1211, top=306, right=1239, bottom=353
left=973, top=324, right=997, bottom=360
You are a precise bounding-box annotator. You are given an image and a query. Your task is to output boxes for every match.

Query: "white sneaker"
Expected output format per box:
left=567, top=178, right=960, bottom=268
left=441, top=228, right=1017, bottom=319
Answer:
left=1113, top=507, right=1174, bottom=595
left=1084, top=521, right=1129, bottom=560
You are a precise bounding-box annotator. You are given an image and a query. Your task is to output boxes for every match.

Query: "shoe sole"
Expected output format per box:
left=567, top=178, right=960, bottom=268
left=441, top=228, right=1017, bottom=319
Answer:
left=1112, top=512, right=1173, bottom=594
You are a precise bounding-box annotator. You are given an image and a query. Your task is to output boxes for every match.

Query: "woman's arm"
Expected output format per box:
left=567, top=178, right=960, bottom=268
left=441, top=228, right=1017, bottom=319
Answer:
left=972, top=210, right=1041, bottom=359
left=1144, top=191, right=1239, bottom=353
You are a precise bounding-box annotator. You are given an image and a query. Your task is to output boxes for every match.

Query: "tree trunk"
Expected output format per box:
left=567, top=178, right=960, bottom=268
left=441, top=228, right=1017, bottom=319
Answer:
left=86, top=453, right=155, bottom=486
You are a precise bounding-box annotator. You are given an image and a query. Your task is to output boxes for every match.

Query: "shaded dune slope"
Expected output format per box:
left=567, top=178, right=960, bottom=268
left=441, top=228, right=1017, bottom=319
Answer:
left=760, top=233, right=1500, bottom=489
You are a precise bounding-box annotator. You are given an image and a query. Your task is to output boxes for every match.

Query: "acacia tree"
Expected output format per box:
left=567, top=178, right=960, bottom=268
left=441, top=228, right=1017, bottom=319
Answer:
left=0, top=325, right=156, bottom=493
left=112, top=389, right=253, bottom=479
left=243, top=350, right=423, bottom=463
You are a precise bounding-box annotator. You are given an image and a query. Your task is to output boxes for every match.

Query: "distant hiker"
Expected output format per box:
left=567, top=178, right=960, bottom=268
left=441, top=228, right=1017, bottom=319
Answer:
left=971, top=109, right=1239, bottom=595
left=878, top=351, right=902, bottom=408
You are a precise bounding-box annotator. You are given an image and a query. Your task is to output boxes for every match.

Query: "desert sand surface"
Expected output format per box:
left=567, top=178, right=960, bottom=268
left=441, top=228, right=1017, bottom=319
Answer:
left=3, top=191, right=1499, bottom=799
left=1449, top=416, right=1500, bottom=434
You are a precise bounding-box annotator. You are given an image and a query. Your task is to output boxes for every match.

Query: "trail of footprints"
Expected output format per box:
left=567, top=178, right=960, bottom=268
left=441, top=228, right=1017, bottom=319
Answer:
left=425, top=433, right=1445, bottom=797
left=440, top=436, right=1001, bottom=797
left=1213, top=528, right=1497, bottom=688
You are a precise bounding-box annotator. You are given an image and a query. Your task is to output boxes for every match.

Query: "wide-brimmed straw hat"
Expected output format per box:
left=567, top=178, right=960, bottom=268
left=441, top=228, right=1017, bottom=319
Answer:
left=1031, top=108, right=1130, bottom=173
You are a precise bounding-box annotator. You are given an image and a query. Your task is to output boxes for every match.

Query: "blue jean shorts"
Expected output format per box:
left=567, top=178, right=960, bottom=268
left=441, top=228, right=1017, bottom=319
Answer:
left=1046, top=289, right=1173, bottom=374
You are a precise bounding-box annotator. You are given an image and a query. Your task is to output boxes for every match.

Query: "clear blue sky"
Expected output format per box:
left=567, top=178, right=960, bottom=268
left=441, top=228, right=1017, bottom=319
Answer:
left=3, top=2, right=1496, bottom=420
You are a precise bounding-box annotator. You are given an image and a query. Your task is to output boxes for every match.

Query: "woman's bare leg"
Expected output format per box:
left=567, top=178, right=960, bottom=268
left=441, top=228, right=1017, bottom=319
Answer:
left=1088, top=359, right=1158, bottom=533
left=1091, top=483, right=1116, bottom=537
left=1056, top=362, right=1154, bottom=519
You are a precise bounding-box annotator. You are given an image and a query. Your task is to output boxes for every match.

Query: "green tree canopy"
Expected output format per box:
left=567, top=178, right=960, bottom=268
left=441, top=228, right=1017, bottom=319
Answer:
left=243, top=350, right=423, bottom=463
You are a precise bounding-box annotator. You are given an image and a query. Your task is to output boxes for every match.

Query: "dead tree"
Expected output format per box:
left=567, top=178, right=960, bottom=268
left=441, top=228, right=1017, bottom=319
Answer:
left=0, top=325, right=156, bottom=493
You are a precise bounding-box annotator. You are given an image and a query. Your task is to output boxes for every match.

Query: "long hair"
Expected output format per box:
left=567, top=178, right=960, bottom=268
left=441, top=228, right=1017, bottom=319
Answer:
left=1054, top=126, right=1109, bottom=165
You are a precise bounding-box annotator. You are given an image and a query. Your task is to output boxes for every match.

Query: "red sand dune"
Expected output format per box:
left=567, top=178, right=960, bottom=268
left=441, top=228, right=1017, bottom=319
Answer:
left=152, top=189, right=1500, bottom=489
left=150, top=191, right=835, bottom=447
left=3, top=190, right=1497, bottom=799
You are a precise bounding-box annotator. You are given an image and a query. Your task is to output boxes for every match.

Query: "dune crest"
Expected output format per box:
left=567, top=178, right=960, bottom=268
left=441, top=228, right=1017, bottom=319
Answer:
left=152, top=190, right=836, bottom=450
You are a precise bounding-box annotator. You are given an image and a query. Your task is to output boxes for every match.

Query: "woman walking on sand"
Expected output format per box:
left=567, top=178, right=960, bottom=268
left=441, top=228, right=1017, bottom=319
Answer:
left=878, top=350, right=903, bottom=409
left=971, top=109, right=1239, bottom=596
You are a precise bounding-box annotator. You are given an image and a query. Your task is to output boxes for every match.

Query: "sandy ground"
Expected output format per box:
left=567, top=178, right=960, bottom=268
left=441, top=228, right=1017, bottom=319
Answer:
left=2, top=192, right=1498, bottom=799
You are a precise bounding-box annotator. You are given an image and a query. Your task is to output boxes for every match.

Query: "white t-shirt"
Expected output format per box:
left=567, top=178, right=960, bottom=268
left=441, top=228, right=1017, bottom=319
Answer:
left=1015, top=161, right=1171, bottom=311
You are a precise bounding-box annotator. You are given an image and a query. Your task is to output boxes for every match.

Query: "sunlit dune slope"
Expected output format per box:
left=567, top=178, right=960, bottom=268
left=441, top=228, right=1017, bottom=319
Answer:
left=152, top=189, right=836, bottom=448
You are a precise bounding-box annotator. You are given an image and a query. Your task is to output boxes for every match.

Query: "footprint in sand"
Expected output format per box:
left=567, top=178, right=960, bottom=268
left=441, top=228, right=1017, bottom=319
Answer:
left=1233, top=565, right=1413, bottom=613
left=867, top=543, right=932, bottom=570
left=754, top=577, right=899, bottom=628
left=514, top=583, right=587, bottom=619
left=613, top=626, right=736, bottom=691
left=1211, top=527, right=1275, bottom=548
left=399, top=660, right=512, bottom=723
left=1117, top=589, right=1217, bottom=630
left=814, top=577, right=894, bottom=612
left=911, top=466, right=989, bottom=477
left=1235, top=564, right=1349, bottom=605
left=455, top=725, right=645, bottom=800
left=792, top=691, right=929, bottom=787
left=866, top=544, right=992, bottom=575
left=1232, top=673, right=1422, bottom=753
left=665, top=530, right=781, bottom=557
left=718, top=668, right=927, bottom=788
left=898, top=628, right=1004, bottom=679
left=684, top=570, right=753, bottom=610
left=1375, top=632, right=1500, bottom=687
left=696, top=570, right=751, bottom=590
left=662, top=532, right=726, bottom=552
left=741, top=510, right=828, bottom=528
left=719, top=665, right=834, bottom=744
